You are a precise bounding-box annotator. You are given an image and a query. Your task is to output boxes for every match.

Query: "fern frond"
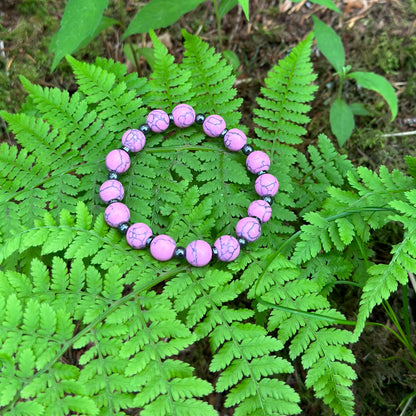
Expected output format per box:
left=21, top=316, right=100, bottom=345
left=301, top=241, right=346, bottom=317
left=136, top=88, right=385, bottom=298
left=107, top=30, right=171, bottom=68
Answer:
left=247, top=253, right=356, bottom=416
left=0, top=251, right=215, bottom=414
left=164, top=268, right=301, bottom=415
left=295, top=134, right=353, bottom=214
left=354, top=189, right=416, bottom=337
left=254, top=32, right=317, bottom=148
left=252, top=33, right=317, bottom=241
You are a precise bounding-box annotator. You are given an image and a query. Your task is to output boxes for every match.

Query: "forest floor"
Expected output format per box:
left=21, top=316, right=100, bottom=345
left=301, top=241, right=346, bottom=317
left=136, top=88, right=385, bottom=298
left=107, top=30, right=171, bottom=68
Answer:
left=1, top=0, right=416, bottom=415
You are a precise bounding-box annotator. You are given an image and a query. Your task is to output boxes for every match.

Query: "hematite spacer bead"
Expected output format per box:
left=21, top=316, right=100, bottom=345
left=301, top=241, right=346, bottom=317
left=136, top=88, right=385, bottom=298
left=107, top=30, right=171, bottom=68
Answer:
left=195, top=114, right=206, bottom=125
left=257, top=170, right=267, bottom=176
left=238, top=237, right=248, bottom=248
left=211, top=246, right=218, bottom=258
left=168, top=113, right=174, bottom=123
left=139, top=123, right=151, bottom=135
left=220, top=128, right=229, bottom=138
left=174, top=246, right=186, bottom=259
left=118, top=222, right=130, bottom=234
left=262, top=195, right=273, bottom=205
left=146, top=235, right=154, bottom=247
left=242, top=144, right=254, bottom=156
left=120, top=145, right=131, bottom=154
left=108, top=171, right=119, bottom=180
left=108, top=199, right=119, bottom=205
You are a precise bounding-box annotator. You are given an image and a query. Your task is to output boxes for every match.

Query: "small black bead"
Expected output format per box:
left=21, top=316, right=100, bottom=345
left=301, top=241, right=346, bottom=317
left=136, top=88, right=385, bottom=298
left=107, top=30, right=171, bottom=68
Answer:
left=211, top=246, right=218, bottom=257
left=237, top=237, right=248, bottom=248
left=220, top=128, right=229, bottom=138
left=257, top=170, right=267, bottom=176
left=168, top=113, right=174, bottom=123
left=120, top=145, right=131, bottom=154
left=146, top=236, right=154, bottom=247
left=108, top=199, right=119, bottom=205
left=108, top=171, right=119, bottom=180
left=195, top=114, right=206, bottom=125
left=139, top=123, right=151, bottom=135
left=263, top=195, right=273, bottom=205
left=174, top=246, right=186, bottom=259
left=118, top=223, right=130, bottom=234
left=242, top=144, right=254, bottom=156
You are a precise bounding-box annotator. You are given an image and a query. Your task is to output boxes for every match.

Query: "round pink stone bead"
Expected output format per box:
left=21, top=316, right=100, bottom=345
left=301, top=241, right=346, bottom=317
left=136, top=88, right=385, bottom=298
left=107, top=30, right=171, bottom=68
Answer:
left=105, top=149, right=130, bottom=174
left=214, top=235, right=240, bottom=262
left=255, top=173, right=279, bottom=197
left=172, top=104, right=195, bottom=128
left=104, top=202, right=130, bottom=228
left=121, top=129, right=146, bottom=152
left=223, top=128, right=247, bottom=151
left=203, top=115, right=226, bottom=137
left=149, top=234, right=176, bottom=261
left=126, top=223, right=153, bottom=250
left=186, top=240, right=212, bottom=267
left=246, top=151, right=271, bottom=174
left=99, top=180, right=124, bottom=203
left=236, top=217, right=261, bottom=242
left=248, top=200, right=272, bottom=223
left=146, top=109, right=170, bottom=133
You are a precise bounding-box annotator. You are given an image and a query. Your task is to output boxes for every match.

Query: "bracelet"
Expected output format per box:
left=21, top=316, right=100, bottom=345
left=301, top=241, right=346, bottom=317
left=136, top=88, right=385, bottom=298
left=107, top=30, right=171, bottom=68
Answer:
left=99, top=104, right=279, bottom=267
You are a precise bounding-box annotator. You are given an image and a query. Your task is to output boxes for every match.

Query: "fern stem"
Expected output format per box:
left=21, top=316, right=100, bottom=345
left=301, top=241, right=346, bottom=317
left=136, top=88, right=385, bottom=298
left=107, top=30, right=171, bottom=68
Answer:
left=212, top=0, right=223, bottom=49
left=257, top=299, right=357, bottom=326
left=118, top=0, right=141, bottom=73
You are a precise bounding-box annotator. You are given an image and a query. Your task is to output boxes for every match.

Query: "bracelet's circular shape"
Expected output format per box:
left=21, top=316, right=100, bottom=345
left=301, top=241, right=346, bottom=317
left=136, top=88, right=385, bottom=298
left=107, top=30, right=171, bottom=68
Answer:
left=99, top=104, right=279, bottom=267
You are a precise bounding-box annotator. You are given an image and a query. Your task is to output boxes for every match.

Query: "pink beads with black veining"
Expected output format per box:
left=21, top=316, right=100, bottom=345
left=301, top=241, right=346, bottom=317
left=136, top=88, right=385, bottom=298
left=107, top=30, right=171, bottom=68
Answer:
left=100, top=103, right=279, bottom=267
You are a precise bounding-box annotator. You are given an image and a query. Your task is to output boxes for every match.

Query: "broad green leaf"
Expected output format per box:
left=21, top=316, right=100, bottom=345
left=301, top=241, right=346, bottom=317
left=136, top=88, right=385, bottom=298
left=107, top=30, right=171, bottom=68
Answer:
left=330, top=98, right=355, bottom=147
left=349, top=102, right=371, bottom=116
left=293, top=0, right=340, bottom=13
left=219, top=0, right=238, bottom=19
left=238, top=0, right=250, bottom=19
left=51, top=0, right=108, bottom=70
left=122, top=0, right=205, bottom=39
left=312, top=16, right=345, bottom=73
left=348, top=71, right=398, bottom=120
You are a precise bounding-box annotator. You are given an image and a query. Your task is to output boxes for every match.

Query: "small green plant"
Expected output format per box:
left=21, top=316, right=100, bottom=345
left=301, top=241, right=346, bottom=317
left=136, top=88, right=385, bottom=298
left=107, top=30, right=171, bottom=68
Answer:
left=1, top=29, right=415, bottom=416
left=312, top=16, right=398, bottom=147
left=50, top=0, right=249, bottom=71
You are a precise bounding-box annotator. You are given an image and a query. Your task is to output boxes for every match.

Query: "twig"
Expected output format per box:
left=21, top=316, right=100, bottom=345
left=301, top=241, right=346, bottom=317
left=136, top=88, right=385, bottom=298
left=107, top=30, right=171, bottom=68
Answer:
left=380, top=130, right=416, bottom=138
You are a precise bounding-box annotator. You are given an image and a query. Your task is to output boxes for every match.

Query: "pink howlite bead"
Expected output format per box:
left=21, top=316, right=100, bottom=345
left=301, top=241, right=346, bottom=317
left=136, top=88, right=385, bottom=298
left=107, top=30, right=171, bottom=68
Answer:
left=246, top=151, right=271, bottom=174
left=150, top=235, right=176, bottom=261
left=203, top=115, right=226, bottom=137
left=255, top=173, right=279, bottom=197
left=106, top=149, right=130, bottom=174
left=126, top=223, right=153, bottom=250
left=121, top=129, right=146, bottom=152
left=146, top=109, right=170, bottom=133
left=104, top=202, right=130, bottom=228
left=214, top=235, right=240, bottom=262
left=186, top=240, right=212, bottom=267
left=172, top=104, right=196, bottom=128
left=99, top=180, right=124, bottom=203
left=236, top=217, right=261, bottom=242
left=248, top=200, right=272, bottom=223
left=223, top=128, right=247, bottom=151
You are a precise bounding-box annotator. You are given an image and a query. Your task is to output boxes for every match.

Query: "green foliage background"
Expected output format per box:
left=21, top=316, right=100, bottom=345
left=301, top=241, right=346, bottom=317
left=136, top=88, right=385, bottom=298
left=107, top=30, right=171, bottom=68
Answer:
left=1, top=29, right=416, bottom=416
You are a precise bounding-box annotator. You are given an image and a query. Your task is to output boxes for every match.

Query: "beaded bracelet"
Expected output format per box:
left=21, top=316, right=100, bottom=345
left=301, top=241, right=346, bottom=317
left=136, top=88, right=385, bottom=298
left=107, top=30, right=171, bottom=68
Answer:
left=99, top=104, right=279, bottom=267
